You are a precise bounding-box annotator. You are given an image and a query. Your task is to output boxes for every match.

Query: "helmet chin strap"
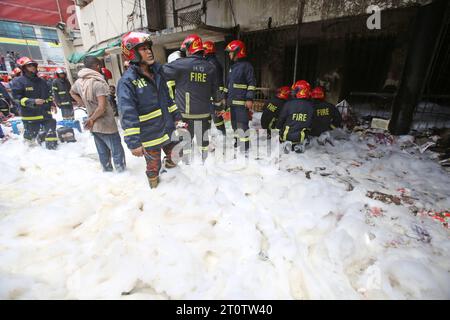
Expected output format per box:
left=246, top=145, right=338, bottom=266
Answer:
left=230, top=51, right=238, bottom=61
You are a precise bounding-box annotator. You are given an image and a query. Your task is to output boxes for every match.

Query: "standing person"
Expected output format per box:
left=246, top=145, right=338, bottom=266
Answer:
left=276, top=80, right=315, bottom=154
left=203, top=41, right=226, bottom=136
left=0, top=82, right=13, bottom=118
left=162, top=34, right=220, bottom=163
left=0, top=54, right=6, bottom=72
left=0, top=78, right=8, bottom=138
left=13, top=52, right=20, bottom=63
left=260, top=86, right=290, bottom=138
left=52, top=68, right=74, bottom=120
left=9, top=68, right=22, bottom=115
left=224, top=40, right=256, bottom=153
left=118, top=31, right=182, bottom=188
left=70, top=56, right=126, bottom=172
left=43, top=74, right=54, bottom=89
left=310, top=86, right=342, bottom=138
left=0, top=82, right=13, bottom=141
left=10, top=57, right=58, bottom=149
left=109, top=85, right=118, bottom=117
left=6, top=52, right=15, bottom=70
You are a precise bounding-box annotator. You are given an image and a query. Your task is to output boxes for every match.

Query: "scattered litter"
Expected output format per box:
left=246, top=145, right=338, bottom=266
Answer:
left=370, top=118, right=390, bottom=131
left=369, top=207, right=384, bottom=217
left=417, top=210, right=450, bottom=229
left=366, top=190, right=417, bottom=206
left=419, top=141, right=436, bottom=154
left=336, top=100, right=359, bottom=130
left=406, top=224, right=432, bottom=243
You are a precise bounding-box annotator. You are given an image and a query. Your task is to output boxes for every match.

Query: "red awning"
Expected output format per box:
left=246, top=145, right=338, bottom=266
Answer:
left=0, top=0, right=78, bottom=28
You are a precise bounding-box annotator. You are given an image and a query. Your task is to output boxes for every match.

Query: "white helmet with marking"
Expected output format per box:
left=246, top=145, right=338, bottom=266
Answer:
left=168, top=51, right=182, bottom=63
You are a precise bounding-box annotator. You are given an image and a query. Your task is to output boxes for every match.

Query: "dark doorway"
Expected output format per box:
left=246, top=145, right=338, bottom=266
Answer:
left=341, top=35, right=396, bottom=99
left=283, top=43, right=319, bottom=86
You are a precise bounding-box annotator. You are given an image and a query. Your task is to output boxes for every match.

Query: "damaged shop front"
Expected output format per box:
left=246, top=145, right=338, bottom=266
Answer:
left=240, top=1, right=449, bottom=132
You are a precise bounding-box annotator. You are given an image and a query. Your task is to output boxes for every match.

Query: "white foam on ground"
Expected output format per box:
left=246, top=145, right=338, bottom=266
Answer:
left=0, top=116, right=449, bottom=299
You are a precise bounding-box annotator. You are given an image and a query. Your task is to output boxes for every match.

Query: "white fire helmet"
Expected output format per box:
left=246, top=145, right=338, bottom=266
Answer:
left=168, top=51, right=182, bottom=63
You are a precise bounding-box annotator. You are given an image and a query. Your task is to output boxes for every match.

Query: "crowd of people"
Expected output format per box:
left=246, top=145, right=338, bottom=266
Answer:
left=0, top=31, right=342, bottom=189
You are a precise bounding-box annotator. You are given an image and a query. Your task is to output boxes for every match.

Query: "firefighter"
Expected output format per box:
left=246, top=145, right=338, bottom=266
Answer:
left=8, top=68, right=22, bottom=115
left=203, top=40, right=226, bottom=136
left=162, top=34, right=220, bottom=163
left=11, top=57, right=57, bottom=149
left=109, top=85, right=119, bottom=117
left=52, top=68, right=74, bottom=120
left=310, top=86, right=342, bottom=138
left=0, top=82, right=13, bottom=119
left=11, top=67, right=22, bottom=80
left=118, top=31, right=182, bottom=189
left=276, top=80, right=315, bottom=154
left=260, top=86, right=290, bottom=138
left=224, top=40, right=256, bottom=153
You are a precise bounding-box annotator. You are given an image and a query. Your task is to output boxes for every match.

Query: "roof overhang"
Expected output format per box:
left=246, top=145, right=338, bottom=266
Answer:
left=150, top=23, right=237, bottom=49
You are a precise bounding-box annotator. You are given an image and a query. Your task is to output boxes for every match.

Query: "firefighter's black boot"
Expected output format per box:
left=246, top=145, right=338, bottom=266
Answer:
left=45, top=130, right=58, bottom=150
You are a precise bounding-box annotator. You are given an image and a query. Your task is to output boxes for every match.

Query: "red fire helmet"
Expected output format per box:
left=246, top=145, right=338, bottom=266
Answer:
left=225, top=40, right=247, bottom=59
left=311, top=86, right=325, bottom=100
left=16, top=57, right=38, bottom=69
left=12, top=67, right=22, bottom=76
left=121, top=31, right=153, bottom=63
left=180, top=34, right=203, bottom=55
left=203, top=41, right=216, bottom=55
left=276, top=86, right=291, bottom=100
left=291, top=80, right=311, bottom=99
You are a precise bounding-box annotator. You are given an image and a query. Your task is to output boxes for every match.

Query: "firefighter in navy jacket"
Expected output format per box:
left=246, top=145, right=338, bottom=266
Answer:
left=0, top=82, right=13, bottom=118
left=52, top=68, right=74, bottom=119
left=277, top=80, right=315, bottom=153
left=203, top=40, right=226, bottom=136
left=260, top=86, right=290, bottom=137
left=224, top=40, right=256, bottom=152
left=162, top=34, right=219, bottom=162
left=117, top=31, right=182, bottom=189
left=310, top=86, right=342, bottom=137
left=11, top=57, right=57, bottom=149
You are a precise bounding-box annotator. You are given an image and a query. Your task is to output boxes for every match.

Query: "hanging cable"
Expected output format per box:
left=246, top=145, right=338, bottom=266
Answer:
left=228, top=0, right=237, bottom=28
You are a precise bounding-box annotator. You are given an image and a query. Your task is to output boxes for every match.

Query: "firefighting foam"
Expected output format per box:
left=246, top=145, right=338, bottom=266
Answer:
left=0, top=117, right=449, bottom=299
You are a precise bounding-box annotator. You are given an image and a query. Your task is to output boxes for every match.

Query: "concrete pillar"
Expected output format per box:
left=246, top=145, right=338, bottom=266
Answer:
left=56, top=29, right=76, bottom=83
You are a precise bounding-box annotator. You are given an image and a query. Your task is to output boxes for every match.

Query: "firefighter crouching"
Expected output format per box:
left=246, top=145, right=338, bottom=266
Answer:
left=162, top=34, right=220, bottom=163
left=52, top=68, right=74, bottom=120
left=118, top=31, right=182, bottom=189
left=224, top=40, right=256, bottom=153
left=260, top=86, right=290, bottom=139
left=310, top=86, right=342, bottom=144
left=11, top=57, right=57, bottom=149
left=276, top=80, right=315, bottom=154
left=203, top=40, right=226, bottom=136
